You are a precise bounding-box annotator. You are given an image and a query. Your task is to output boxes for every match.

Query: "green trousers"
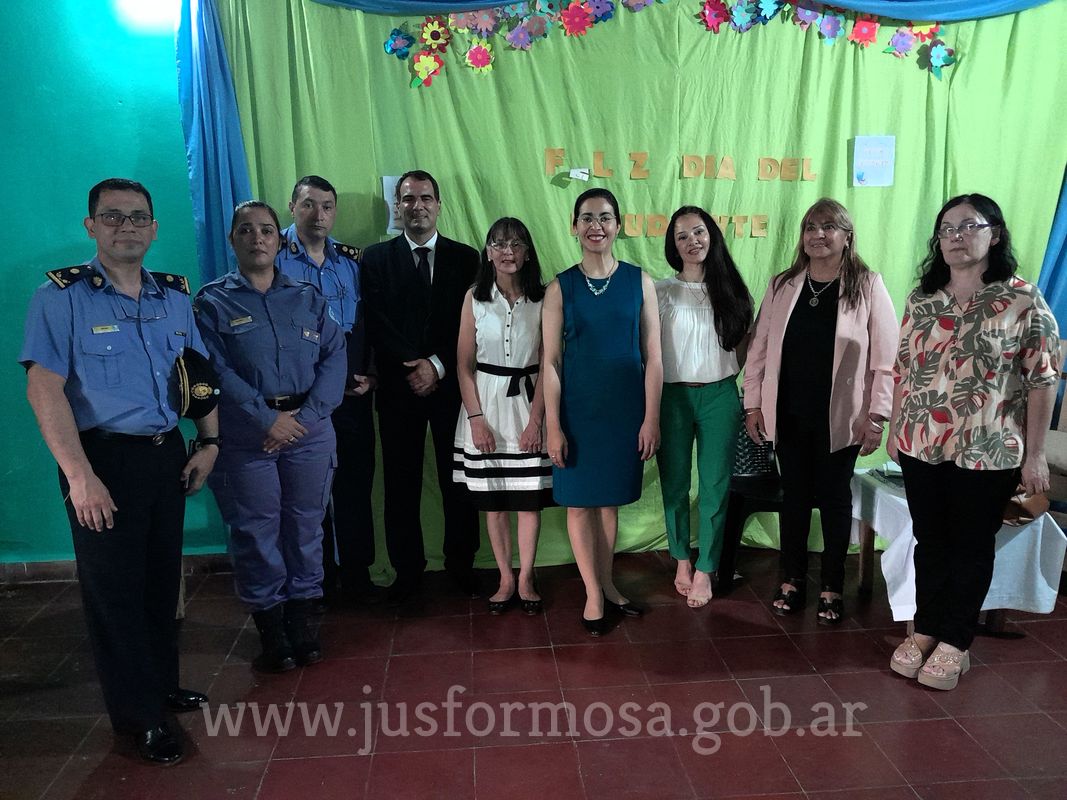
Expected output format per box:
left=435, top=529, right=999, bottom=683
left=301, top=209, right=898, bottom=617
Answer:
left=657, top=378, right=740, bottom=573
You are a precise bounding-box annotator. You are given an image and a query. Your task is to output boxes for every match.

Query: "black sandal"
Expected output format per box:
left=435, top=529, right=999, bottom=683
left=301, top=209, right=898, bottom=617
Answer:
left=771, top=580, right=806, bottom=616
left=817, top=593, right=844, bottom=626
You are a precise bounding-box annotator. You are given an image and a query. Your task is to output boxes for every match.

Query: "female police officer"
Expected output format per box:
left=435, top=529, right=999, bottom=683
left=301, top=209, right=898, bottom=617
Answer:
left=195, top=201, right=345, bottom=672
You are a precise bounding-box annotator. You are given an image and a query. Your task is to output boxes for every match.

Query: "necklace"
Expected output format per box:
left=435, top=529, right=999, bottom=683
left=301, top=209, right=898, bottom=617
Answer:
left=682, top=278, right=707, bottom=305
left=806, top=270, right=839, bottom=307
left=580, top=259, right=618, bottom=297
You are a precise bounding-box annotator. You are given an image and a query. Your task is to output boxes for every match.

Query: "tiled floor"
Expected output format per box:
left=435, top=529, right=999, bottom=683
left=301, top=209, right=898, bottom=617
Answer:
left=2, top=548, right=1067, bottom=800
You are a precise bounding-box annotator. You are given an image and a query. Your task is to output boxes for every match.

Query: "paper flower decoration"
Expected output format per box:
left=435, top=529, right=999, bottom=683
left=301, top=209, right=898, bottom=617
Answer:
left=793, top=0, right=821, bottom=30
left=908, top=22, right=942, bottom=42
left=848, top=17, right=879, bottom=47
left=699, top=0, right=729, bottom=32
left=526, top=13, right=551, bottom=37
left=420, top=17, right=450, bottom=52
left=537, top=1, right=562, bottom=15
left=465, top=39, right=494, bottom=74
left=730, top=0, right=756, bottom=32
left=756, top=0, right=783, bottom=24
left=471, top=9, right=500, bottom=36
left=410, top=50, right=444, bottom=87
left=883, top=27, right=917, bottom=58
left=500, top=3, right=529, bottom=16
left=589, top=0, right=615, bottom=22
left=506, top=22, right=534, bottom=49
left=919, top=37, right=955, bottom=79
left=818, top=10, right=846, bottom=45
left=561, top=1, right=594, bottom=35
left=384, top=28, right=416, bottom=60
left=448, top=12, right=476, bottom=32
left=623, top=0, right=654, bottom=9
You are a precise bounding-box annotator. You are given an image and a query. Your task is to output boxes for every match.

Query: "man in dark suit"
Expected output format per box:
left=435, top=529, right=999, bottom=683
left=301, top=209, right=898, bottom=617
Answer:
left=362, top=170, right=480, bottom=604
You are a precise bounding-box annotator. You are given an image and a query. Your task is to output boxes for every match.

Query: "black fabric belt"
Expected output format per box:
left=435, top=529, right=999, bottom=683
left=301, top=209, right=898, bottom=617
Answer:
left=82, top=427, right=179, bottom=446
left=265, top=393, right=308, bottom=411
left=475, top=363, right=538, bottom=402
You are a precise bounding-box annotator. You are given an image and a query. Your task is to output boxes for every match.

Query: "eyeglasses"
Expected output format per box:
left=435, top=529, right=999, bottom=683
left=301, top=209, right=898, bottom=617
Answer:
left=577, top=213, right=617, bottom=226
left=95, top=212, right=154, bottom=228
left=936, top=223, right=992, bottom=240
left=804, top=222, right=839, bottom=233
left=489, top=240, right=527, bottom=252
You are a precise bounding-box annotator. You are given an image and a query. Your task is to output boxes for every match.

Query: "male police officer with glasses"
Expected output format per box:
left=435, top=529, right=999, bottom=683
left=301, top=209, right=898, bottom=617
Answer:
left=19, top=178, right=220, bottom=765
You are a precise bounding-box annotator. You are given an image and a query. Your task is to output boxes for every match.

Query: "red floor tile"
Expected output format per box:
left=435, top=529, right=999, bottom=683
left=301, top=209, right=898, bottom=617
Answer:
left=42, top=752, right=161, bottom=800
left=671, top=723, right=801, bottom=798
left=1, top=756, right=77, bottom=800
left=636, top=639, right=731, bottom=685
left=650, top=680, right=751, bottom=735
left=807, top=789, right=920, bottom=800
left=148, top=759, right=266, bottom=800
left=554, top=643, right=647, bottom=689
left=562, top=684, right=659, bottom=740
left=474, top=742, right=583, bottom=800
left=1017, top=618, right=1067, bottom=657
left=577, top=736, right=693, bottom=800
left=910, top=778, right=1029, bottom=799
left=365, top=748, right=474, bottom=799
left=472, top=646, right=558, bottom=693
left=824, top=670, right=948, bottom=723
left=621, top=603, right=714, bottom=643
left=772, top=724, right=905, bottom=792
left=714, top=634, right=816, bottom=680
left=392, top=614, right=472, bottom=655
left=370, top=689, right=481, bottom=753
left=702, top=595, right=786, bottom=638
left=925, top=665, right=1036, bottom=718
left=206, top=662, right=302, bottom=707
left=862, top=718, right=1007, bottom=784
left=989, top=660, right=1067, bottom=711
left=968, top=625, right=1061, bottom=664
left=789, top=630, right=890, bottom=674
left=1014, top=775, right=1067, bottom=799
left=317, top=617, right=395, bottom=659
left=293, top=656, right=389, bottom=704
left=382, top=651, right=472, bottom=699
left=737, top=674, right=850, bottom=729
left=463, top=689, right=568, bottom=747
left=957, top=713, right=1067, bottom=777
left=545, top=605, right=622, bottom=646
left=470, top=613, right=552, bottom=651
left=258, top=754, right=370, bottom=800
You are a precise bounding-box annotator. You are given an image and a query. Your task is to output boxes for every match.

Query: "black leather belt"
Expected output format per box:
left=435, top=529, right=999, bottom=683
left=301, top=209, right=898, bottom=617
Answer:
left=476, top=363, right=539, bottom=401
left=265, top=393, right=307, bottom=411
left=83, top=427, right=178, bottom=446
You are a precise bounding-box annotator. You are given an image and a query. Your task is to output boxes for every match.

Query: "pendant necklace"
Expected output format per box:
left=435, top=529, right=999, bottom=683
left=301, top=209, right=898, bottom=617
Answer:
left=806, top=270, right=838, bottom=307
left=681, top=272, right=707, bottom=305
left=581, top=258, right=618, bottom=297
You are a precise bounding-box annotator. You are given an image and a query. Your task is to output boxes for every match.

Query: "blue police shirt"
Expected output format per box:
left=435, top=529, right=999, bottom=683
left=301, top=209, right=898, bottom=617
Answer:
left=18, top=258, right=207, bottom=435
left=276, top=224, right=361, bottom=333
left=193, top=268, right=346, bottom=432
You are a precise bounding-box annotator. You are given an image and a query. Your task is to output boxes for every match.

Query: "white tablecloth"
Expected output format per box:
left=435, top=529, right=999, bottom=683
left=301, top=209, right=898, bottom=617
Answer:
left=850, top=471, right=1066, bottom=622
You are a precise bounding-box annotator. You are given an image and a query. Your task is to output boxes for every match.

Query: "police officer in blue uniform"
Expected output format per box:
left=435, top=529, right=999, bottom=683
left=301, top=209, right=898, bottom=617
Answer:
left=277, top=175, right=379, bottom=606
left=195, top=201, right=345, bottom=672
left=20, top=178, right=220, bottom=765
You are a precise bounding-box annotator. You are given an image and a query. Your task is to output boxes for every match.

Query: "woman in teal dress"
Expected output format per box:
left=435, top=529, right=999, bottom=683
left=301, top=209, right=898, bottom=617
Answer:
left=542, top=188, right=662, bottom=636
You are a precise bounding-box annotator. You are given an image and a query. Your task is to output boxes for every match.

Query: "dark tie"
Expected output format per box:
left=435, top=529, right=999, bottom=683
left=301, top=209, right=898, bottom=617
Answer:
left=414, top=247, right=432, bottom=296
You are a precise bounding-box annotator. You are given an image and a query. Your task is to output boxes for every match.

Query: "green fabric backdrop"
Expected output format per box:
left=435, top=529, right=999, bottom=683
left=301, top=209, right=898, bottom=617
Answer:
left=217, top=0, right=1067, bottom=573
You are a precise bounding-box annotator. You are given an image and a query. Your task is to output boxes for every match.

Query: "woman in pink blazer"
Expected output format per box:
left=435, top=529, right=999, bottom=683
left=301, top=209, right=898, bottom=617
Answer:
left=743, top=198, right=897, bottom=624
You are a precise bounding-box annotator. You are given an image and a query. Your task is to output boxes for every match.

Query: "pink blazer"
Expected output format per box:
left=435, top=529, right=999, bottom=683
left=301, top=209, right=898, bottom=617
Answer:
left=742, top=270, right=898, bottom=452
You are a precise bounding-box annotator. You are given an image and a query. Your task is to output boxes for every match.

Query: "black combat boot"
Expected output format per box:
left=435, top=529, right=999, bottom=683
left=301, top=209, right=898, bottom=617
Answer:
left=284, top=598, right=323, bottom=666
left=251, top=605, right=296, bottom=673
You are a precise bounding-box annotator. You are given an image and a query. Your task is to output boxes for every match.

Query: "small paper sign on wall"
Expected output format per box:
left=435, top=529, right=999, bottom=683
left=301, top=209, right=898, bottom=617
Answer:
left=853, top=136, right=895, bottom=187
left=382, top=176, right=402, bottom=235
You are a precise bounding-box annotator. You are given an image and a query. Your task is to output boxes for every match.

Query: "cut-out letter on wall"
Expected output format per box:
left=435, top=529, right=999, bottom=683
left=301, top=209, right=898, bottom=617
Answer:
left=593, top=151, right=614, bottom=178
left=629, top=152, right=649, bottom=179
left=545, top=148, right=565, bottom=176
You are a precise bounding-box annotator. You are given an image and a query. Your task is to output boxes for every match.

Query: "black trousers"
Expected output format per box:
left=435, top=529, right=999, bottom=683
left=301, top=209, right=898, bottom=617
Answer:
left=61, top=429, right=186, bottom=732
left=377, top=384, right=479, bottom=578
left=775, top=417, right=860, bottom=593
left=321, top=392, right=377, bottom=593
left=899, top=453, right=1019, bottom=650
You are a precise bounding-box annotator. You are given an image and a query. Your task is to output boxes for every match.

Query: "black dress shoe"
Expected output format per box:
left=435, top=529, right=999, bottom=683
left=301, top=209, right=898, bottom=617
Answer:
left=487, top=593, right=516, bottom=615
left=136, top=723, right=183, bottom=765
left=520, top=597, right=544, bottom=615
left=165, top=688, right=209, bottom=712
left=580, top=613, right=610, bottom=637
left=604, top=597, right=644, bottom=618
left=386, top=574, right=422, bottom=608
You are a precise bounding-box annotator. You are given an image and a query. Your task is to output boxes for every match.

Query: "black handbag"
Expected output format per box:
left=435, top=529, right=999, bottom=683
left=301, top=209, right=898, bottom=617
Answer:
left=731, top=406, right=782, bottom=501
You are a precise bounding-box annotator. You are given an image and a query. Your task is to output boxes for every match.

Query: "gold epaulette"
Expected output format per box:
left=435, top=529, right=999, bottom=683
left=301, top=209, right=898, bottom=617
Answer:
left=45, top=265, right=96, bottom=289
left=335, top=242, right=362, bottom=262
left=151, top=271, right=191, bottom=295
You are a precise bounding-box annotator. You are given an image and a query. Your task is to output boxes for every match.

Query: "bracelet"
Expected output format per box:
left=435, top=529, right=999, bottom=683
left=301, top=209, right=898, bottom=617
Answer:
left=744, top=409, right=760, bottom=416
left=467, top=412, right=483, bottom=419
left=194, top=436, right=222, bottom=451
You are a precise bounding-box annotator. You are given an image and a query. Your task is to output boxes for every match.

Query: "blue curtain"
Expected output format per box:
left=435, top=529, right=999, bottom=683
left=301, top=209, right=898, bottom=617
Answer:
left=311, top=0, right=1052, bottom=22
left=1039, top=168, right=1067, bottom=329
left=177, top=0, right=252, bottom=284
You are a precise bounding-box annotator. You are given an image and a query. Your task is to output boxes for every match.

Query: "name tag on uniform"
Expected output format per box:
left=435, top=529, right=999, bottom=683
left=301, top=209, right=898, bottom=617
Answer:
left=174, top=330, right=187, bottom=337
left=302, top=328, right=320, bottom=343
left=229, top=316, right=253, bottom=327
left=91, top=324, right=120, bottom=334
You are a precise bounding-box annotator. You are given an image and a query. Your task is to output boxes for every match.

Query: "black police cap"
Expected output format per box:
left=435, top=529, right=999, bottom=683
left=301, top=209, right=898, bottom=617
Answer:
left=175, top=349, right=220, bottom=419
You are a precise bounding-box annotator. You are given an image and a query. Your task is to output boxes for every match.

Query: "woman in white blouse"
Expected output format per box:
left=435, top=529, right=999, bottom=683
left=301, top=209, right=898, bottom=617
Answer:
left=656, top=206, right=753, bottom=607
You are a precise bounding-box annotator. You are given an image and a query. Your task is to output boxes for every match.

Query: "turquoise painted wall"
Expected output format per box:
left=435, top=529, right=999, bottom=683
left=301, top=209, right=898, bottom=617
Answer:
left=1, top=0, right=225, bottom=562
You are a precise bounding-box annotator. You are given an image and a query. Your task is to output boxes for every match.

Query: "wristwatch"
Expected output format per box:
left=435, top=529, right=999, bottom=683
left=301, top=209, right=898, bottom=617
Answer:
left=193, top=436, right=222, bottom=451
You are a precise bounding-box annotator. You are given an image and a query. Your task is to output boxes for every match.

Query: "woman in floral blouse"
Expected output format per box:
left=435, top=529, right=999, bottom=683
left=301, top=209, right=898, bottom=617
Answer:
left=888, top=194, right=1060, bottom=691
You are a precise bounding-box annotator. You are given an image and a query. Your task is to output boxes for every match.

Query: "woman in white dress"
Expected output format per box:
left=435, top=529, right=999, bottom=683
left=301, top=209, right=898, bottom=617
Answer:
left=454, top=218, right=552, bottom=614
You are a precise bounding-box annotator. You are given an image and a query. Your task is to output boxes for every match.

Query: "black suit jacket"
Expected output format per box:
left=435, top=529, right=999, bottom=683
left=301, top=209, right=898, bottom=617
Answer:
left=362, top=233, right=478, bottom=404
